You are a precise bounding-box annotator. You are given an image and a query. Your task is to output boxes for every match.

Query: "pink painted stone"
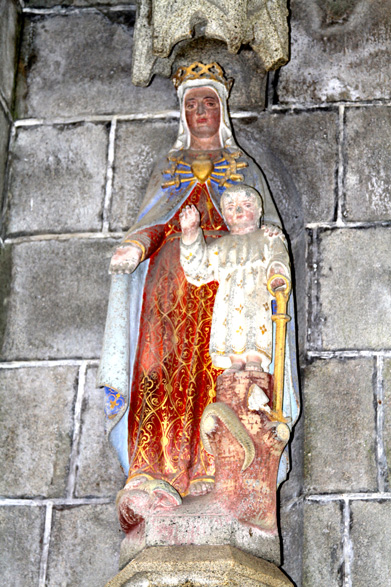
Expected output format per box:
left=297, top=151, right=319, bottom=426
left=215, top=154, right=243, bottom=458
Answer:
left=206, top=370, right=289, bottom=534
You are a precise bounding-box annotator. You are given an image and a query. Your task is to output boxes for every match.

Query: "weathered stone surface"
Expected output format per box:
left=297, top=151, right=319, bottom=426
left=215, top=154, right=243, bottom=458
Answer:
left=304, top=358, right=376, bottom=493
left=0, top=103, right=10, bottom=205
left=280, top=411, right=304, bottom=504
left=143, top=504, right=280, bottom=564
left=383, top=358, right=391, bottom=486
left=302, top=500, right=343, bottom=587
left=110, top=120, right=178, bottom=231
left=7, top=123, right=108, bottom=235
left=278, top=0, right=391, bottom=104
left=131, top=0, right=287, bottom=87
left=0, top=506, right=43, bottom=585
left=117, top=494, right=281, bottom=569
left=233, top=109, right=338, bottom=232
left=0, top=366, right=77, bottom=496
left=16, top=13, right=177, bottom=119
left=350, top=500, right=391, bottom=586
left=46, top=504, right=121, bottom=586
left=0, top=0, right=19, bottom=106
left=290, top=232, right=308, bottom=355
left=344, top=107, right=391, bottom=222
left=75, top=366, right=126, bottom=497
left=108, top=545, right=293, bottom=587
left=318, top=227, right=391, bottom=350
left=0, top=244, right=12, bottom=352
left=280, top=500, right=303, bottom=586
left=24, top=0, right=135, bottom=6
left=1, top=239, right=115, bottom=360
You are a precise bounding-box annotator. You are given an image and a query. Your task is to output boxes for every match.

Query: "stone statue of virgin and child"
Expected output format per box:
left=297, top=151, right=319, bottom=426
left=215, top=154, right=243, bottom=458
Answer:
left=98, top=62, right=300, bottom=519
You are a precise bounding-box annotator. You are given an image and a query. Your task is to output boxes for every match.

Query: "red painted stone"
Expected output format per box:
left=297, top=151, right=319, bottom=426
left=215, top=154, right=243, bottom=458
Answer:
left=206, top=370, right=289, bottom=534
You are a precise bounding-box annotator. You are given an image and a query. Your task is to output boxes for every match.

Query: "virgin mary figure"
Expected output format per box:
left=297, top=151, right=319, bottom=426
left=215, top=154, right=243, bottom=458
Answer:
left=98, top=62, right=299, bottom=503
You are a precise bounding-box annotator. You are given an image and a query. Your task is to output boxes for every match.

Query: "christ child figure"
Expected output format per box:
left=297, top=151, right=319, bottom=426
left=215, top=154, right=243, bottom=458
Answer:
left=179, top=184, right=290, bottom=372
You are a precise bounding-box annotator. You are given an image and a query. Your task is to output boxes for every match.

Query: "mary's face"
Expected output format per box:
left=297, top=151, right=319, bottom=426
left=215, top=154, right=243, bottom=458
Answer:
left=184, top=87, right=221, bottom=141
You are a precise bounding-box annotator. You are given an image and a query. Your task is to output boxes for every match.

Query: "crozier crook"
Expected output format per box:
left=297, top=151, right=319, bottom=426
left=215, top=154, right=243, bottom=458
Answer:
left=200, top=402, right=255, bottom=471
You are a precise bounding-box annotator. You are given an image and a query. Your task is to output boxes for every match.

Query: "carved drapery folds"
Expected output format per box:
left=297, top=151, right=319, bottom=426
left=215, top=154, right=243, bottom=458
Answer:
left=131, top=0, right=289, bottom=86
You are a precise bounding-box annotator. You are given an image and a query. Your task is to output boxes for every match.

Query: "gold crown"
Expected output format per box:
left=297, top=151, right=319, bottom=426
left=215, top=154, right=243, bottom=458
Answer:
left=172, top=62, right=233, bottom=92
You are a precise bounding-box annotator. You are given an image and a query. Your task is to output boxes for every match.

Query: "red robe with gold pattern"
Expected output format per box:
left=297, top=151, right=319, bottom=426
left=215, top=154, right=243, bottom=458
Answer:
left=126, top=183, right=228, bottom=496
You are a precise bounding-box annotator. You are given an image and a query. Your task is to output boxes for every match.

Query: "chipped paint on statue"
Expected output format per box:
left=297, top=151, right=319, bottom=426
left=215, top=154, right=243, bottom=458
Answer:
left=201, top=372, right=291, bottom=533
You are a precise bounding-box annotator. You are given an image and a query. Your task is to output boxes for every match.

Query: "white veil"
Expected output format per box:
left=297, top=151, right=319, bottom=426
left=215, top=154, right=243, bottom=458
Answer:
left=170, top=78, right=238, bottom=152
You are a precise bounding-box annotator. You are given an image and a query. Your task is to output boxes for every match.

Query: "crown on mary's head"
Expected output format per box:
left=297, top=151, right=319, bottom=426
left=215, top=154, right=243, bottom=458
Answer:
left=172, top=62, right=233, bottom=92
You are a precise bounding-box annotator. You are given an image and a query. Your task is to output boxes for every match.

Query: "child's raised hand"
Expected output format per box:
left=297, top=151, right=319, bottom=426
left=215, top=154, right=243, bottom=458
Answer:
left=268, top=264, right=288, bottom=291
left=179, top=205, right=201, bottom=245
left=179, top=204, right=200, bottom=231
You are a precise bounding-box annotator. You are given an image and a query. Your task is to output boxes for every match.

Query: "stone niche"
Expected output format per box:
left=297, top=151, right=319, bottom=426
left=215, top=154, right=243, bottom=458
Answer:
left=131, top=0, right=290, bottom=112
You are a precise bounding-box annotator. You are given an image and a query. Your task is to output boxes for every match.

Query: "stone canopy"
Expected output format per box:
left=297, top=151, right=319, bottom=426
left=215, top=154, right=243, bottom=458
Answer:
left=131, top=0, right=289, bottom=85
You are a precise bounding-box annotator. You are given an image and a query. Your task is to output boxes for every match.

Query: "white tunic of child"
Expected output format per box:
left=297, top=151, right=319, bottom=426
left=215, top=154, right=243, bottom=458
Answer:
left=180, top=225, right=290, bottom=370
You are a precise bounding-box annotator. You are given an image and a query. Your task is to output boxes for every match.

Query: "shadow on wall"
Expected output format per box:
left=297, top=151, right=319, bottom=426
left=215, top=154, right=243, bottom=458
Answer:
left=0, top=245, right=12, bottom=353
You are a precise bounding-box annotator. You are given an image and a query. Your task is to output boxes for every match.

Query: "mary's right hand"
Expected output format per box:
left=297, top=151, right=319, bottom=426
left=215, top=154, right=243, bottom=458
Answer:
left=109, top=244, right=142, bottom=274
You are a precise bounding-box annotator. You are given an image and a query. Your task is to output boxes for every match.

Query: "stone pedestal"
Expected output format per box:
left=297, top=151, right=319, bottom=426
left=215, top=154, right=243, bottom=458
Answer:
left=105, top=545, right=294, bottom=587
left=118, top=492, right=281, bottom=569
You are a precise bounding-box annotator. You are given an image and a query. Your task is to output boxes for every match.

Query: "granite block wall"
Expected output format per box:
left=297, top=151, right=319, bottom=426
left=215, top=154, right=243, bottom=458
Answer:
left=0, top=0, right=19, bottom=221
left=1, top=0, right=391, bottom=585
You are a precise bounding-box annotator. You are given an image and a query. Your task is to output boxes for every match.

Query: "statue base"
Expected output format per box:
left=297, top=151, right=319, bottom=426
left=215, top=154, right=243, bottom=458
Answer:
left=118, top=492, right=281, bottom=569
left=105, top=545, right=293, bottom=587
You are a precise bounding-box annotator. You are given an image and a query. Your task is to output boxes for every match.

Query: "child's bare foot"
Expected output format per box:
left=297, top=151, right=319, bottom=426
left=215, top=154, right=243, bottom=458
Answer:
left=245, top=361, right=263, bottom=372
left=225, top=361, right=245, bottom=373
left=225, top=356, right=245, bottom=373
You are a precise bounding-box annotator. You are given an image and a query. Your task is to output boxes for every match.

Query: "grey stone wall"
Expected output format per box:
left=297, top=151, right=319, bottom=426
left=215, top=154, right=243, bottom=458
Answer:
left=0, top=0, right=20, bottom=223
left=1, top=0, right=391, bottom=585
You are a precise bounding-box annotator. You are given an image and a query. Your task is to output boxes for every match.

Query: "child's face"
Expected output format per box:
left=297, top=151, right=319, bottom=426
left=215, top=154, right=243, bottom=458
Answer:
left=222, top=192, right=262, bottom=233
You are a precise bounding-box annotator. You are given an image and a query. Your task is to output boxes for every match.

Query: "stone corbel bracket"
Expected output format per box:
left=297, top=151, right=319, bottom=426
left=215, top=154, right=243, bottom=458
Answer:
left=131, top=0, right=289, bottom=86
